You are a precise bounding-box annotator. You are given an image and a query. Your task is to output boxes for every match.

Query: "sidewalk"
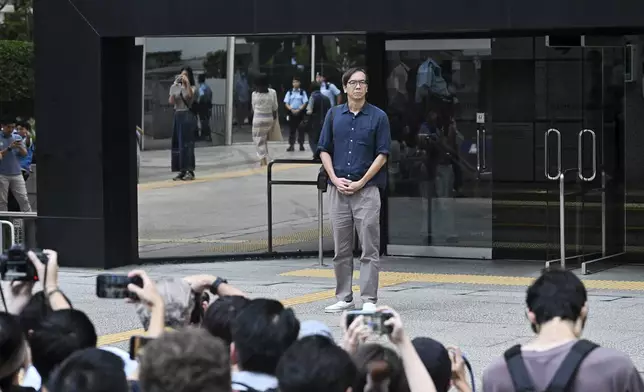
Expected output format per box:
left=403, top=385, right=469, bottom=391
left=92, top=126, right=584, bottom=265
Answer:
left=139, top=139, right=315, bottom=184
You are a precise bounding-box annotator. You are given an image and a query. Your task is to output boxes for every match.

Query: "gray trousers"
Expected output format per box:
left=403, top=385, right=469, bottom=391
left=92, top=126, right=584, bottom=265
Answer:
left=0, top=174, right=31, bottom=212
left=328, top=185, right=381, bottom=304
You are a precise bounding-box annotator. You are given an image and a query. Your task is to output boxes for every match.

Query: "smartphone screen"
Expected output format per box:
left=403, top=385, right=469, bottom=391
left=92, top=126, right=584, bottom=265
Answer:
left=96, top=274, right=142, bottom=299
left=345, top=310, right=393, bottom=335
left=129, top=335, right=154, bottom=360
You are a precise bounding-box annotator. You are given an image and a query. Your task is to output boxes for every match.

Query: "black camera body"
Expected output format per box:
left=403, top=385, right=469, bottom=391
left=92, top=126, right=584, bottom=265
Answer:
left=0, top=245, right=48, bottom=281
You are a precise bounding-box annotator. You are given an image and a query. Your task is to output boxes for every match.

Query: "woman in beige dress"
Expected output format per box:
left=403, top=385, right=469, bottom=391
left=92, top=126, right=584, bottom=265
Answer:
left=251, top=74, right=278, bottom=166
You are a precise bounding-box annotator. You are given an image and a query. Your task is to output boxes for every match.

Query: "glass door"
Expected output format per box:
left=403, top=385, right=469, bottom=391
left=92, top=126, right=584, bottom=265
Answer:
left=385, top=39, right=493, bottom=259
left=542, top=36, right=626, bottom=270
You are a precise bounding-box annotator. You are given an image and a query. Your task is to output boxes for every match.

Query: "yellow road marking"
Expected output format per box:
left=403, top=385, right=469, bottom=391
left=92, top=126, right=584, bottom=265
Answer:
left=96, top=277, right=405, bottom=347
left=138, top=163, right=310, bottom=191
left=281, top=269, right=644, bottom=291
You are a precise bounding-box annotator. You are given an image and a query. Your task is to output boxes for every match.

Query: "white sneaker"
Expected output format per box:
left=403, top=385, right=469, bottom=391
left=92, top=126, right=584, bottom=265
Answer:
left=362, top=302, right=377, bottom=312
left=324, top=300, right=355, bottom=313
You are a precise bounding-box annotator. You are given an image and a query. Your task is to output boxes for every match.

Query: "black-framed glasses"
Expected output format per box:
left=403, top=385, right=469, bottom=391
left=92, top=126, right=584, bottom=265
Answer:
left=347, top=80, right=368, bottom=87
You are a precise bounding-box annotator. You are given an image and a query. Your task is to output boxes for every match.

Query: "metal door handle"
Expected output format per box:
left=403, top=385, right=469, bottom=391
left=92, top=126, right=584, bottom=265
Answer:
left=481, top=126, right=487, bottom=170
left=545, top=128, right=561, bottom=180
left=578, top=129, right=596, bottom=181
left=476, top=128, right=481, bottom=172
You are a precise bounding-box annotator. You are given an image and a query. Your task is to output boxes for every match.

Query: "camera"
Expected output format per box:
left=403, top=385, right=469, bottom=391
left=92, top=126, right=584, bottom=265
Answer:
left=0, top=245, right=47, bottom=281
left=96, top=274, right=143, bottom=300
left=345, top=310, right=394, bottom=335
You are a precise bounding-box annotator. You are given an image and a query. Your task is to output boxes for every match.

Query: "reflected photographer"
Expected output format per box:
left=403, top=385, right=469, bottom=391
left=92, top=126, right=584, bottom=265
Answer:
left=168, top=67, right=197, bottom=182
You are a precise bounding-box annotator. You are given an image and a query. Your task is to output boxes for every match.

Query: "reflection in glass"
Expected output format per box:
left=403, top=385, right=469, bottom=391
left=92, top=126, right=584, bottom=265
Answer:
left=386, top=39, right=492, bottom=251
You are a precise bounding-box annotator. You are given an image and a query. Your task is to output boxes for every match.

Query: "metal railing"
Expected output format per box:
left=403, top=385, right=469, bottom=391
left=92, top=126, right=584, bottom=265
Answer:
left=267, top=159, right=327, bottom=266
left=0, top=212, right=37, bottom=251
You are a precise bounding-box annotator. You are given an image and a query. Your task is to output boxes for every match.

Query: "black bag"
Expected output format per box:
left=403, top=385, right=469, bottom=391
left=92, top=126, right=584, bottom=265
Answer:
left=232, top=382, right=278, bottom=392
left=504, top=339, right=599, bottom=392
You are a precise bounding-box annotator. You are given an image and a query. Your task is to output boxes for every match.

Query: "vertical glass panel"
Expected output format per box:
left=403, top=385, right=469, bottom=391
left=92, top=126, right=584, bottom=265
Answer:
left=385, top=39, right=492, bottom=258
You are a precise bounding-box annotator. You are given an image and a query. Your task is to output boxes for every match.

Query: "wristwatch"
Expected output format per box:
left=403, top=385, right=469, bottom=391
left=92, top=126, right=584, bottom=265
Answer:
left=210, top=277, right=228, bottom=295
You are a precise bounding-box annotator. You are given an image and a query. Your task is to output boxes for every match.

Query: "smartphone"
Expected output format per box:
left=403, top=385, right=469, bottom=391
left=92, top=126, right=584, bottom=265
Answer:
left=345, top=310, right=394, bottom=335
left=96, top=274, right=143, bottom=299
left=129, top=335, right=154, bottom=360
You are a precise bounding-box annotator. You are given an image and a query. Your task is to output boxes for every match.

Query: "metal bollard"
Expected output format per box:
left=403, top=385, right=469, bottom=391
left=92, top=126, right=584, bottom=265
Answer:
left=317, top=168, right=329, bottom=267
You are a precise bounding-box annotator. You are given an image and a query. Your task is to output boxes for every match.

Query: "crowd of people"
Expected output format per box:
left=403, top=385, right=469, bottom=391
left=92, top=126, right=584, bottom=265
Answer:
left=0, top=248, right=640, bottom=392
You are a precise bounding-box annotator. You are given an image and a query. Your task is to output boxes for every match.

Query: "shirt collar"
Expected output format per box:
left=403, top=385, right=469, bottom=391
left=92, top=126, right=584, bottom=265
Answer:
left=341, top=102, right=370, bottom=115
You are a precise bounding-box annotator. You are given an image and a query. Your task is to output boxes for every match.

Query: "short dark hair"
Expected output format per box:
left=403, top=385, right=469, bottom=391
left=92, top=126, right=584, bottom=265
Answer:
left=277, top=335, right=356, bottom=392
left=309, top=81, right=322, bottom=92
left=203, top=295, right=250, bottom=345
left=342, top=67, right=368, bottom=87
left=231, top=298, right=300, bottom=375
left=29, top=309, right=98, bottom=383
left=46, top=348, right=129, bottom=392
left=0, top=116, right=15, bottom=127
left=139, top=327, right=231, bottom=392
left=292, top=75, right=301, bottom=82
left=198, top=73, right=206, bottom=83
left=411, top=337, right=451, bottom=392
left=0, top=312, right=27, bottom=391
left=18, top=291, right=51, bottom=334
left=353, top=343, right=410, bottom=392
left=526, top=267, right=587, bottom=326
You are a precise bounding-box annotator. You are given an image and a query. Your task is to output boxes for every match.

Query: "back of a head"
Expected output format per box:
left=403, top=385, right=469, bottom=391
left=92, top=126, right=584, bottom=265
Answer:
left=139, top=327, right=230, bottom=392
left=410, top=337, right=451, bottom=392
left=254, top=73, right=269, bottom=93
left=277, top=335, right=356, bottom=392
left=0, top=312, right=28, bottom=391
left=18, top=291, right=51, bottom=334
left=203, top=295, right=250, bottom=344
left=526, top=267, right=587, bottom=326
left=29, top=309, right=98, bottom=383
left=198, top=73, right=207, bottom=84
left=46, top=348, right=128, bottom=392
left=353, top=344, right=409, bottom=392
left=231, top=298, right=300, bottom=375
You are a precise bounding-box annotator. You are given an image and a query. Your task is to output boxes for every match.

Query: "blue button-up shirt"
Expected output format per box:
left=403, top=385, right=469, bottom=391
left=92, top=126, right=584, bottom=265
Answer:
left=284, top=89, right=308, bottom=110
left=320, top=82, right=341, bottom=105
left=317, top=103, right=391, bottom=188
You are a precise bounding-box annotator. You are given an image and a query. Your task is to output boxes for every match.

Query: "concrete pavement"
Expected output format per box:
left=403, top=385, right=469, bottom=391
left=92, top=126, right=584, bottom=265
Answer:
left=138, top=142, right=330, bottom=258
left=41, top=256, right=644, bottom=388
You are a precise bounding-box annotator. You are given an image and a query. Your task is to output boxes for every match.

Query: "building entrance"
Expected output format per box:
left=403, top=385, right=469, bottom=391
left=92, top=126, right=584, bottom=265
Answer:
left=384, top=35, right=626, bottom=270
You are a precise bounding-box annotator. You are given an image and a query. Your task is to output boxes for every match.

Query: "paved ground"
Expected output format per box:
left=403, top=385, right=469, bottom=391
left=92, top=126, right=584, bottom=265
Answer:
left=138, top=141, right=330, bottom=258
left=39, top=257, right=644, bottom=388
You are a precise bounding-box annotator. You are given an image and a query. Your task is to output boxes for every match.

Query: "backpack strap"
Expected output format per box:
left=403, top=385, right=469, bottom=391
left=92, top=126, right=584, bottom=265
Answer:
left=545, top=340, right=598, bottom=392
left=503, top=345, right=537, bottom=392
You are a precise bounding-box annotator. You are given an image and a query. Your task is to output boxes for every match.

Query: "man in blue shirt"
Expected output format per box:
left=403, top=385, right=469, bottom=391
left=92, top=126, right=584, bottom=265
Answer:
left=0, top=116, right=31, bottom=212
left=316, top=68, right=391, bottom=313
left=284, top=76, right=308, bottom=152
left=197, top=74, right=213, bottom=142
left=7, top=121, right=34, bottom=212
left=316, top=73, right=343, bottom=105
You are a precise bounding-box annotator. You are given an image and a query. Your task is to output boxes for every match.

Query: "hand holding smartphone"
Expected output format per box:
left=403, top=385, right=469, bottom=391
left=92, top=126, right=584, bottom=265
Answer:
left=96, top=274, right=143, bottom=299
left=345, top=310, right=394, bottom=335
left=129, top=335, right=154, bottom=360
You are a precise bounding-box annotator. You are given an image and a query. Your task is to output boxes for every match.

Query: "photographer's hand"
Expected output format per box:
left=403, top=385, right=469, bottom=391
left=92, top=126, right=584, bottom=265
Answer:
left=447, top=346, right=472, bottom=392
left=340, top=313, right=370, bottom=355
left=182, top=274, right=247, bottom=297
left=28, top=250, right=69, bottom=310
left=380, top=306, right=438, bottom=392
left=5, top=280, right=34, bottom=315
left=127, top=270, right=165, bottom=337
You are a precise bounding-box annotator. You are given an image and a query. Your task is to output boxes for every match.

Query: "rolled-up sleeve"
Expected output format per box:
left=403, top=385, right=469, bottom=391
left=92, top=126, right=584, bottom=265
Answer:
left=375, top=113, right=391, bottom=156
left=316, top=108, right=334, bottom=156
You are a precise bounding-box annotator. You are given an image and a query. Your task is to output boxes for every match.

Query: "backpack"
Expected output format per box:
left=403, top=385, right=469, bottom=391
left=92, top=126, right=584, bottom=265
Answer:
left=232, top=382, right=278, bottom=392
left=503, top=339, right=599, bottom=392
left=312, top=91, right=332, bottom=126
